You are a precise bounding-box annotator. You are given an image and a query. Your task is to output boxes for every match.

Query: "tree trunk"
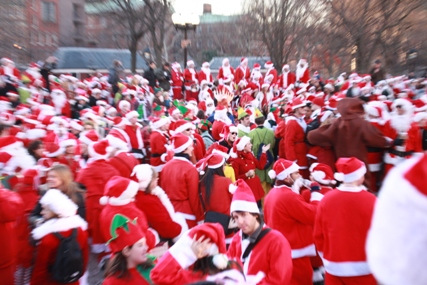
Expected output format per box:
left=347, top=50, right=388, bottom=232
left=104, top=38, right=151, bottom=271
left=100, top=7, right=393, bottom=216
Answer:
left=130, top=39, right=138, bottom=74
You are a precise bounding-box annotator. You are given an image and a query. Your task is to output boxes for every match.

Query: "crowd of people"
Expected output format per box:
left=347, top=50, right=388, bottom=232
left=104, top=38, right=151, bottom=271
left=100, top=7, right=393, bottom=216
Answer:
left=0, top=55, right=427, bottom=285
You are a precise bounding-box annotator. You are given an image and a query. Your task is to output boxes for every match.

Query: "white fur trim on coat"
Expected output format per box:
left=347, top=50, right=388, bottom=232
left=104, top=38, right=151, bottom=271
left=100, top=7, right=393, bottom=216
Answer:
left=32, top=215, right=87, bottom=240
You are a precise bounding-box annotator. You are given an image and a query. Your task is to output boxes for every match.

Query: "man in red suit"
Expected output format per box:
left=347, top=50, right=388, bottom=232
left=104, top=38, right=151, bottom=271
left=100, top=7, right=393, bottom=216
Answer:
left=264, top=61, right=278, bottom=88
left=160, top=134, right=204, bottom=228
left=296, top=59, right=310, bottom=84
left=284, top=98, right=309, bottom=178
left=218, top=58, right=235, bottom=84
left=171, top=62, right=183, bottom=100
left=314, top=157, right=377, bottom=285
left=184, top=60, right=199, bottom=102
left=234, top=57, right=251, bottom=87
left=149, top=117, right=171, bottom=174
left=198, top=62, right=213, bottom=84
left=124, top=110, right=145, bottom=160
left=265, top=159, right=322, bottom=285
left=50, top=89, right=71, bottom=117
left=0, top=57, right=21, bottom=82
left=172, top=119, right=205, bottom=163
left=277, top=64, right=296, bottom=91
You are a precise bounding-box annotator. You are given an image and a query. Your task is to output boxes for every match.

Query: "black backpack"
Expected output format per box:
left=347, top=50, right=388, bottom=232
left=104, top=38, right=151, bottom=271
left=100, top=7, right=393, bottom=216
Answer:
left=50, top=228, right=84, bottom=283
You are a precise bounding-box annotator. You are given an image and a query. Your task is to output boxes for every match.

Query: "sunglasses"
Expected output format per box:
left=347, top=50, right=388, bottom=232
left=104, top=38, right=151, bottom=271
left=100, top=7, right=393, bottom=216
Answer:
left=185, top=128, right=192, bottom=131
left=230, top=132, right=237, bottom=135
left=396, top=105, right=402, bottom=109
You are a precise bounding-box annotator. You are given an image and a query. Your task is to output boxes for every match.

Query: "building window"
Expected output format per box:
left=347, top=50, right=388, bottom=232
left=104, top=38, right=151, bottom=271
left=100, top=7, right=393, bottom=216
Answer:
left=30, top=32, right=36, bottom=45
left=38, top=32, right=44, bottom=46
left=42, top=2, right=56, bottom=23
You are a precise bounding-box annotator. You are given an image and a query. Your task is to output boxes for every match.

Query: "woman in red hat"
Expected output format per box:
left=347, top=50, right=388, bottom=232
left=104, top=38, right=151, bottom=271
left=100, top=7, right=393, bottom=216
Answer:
left=229, top=136, right=270, bottom=207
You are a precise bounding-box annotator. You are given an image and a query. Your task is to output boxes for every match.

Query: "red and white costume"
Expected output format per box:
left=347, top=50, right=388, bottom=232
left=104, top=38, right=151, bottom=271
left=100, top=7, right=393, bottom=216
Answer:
left=107, top=151, right=139, bottom=179
left=264, top=61, right=278, bottom=88
left=184, top=60, right=199, bottom=102
left=171, top=63, right=183, bottom=100
left=314, top=184, right=377, bottom=284
left=149, top=129, right=170, bottom=172
left=277, top=65, right=296, bottom=90
left=0, top=58, right=21, bottom=82
left=296, top=59, right=310, bottom=84
left=284, top=114, right=309, bottom=176
left=198, top=62, right=213, bottom=84
left=234, top=58, right=251, bottom=86
left=218, top=58, right=235, bottom=84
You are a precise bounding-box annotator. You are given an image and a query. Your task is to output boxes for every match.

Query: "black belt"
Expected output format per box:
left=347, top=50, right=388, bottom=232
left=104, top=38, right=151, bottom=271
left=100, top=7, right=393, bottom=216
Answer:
left=131, top=148, right=144, bottom=154
left=389, top=149, right=413, bottom=157
left=367, top=147, right=383, bottom=153
left=151, top=153, right=162, bottom=158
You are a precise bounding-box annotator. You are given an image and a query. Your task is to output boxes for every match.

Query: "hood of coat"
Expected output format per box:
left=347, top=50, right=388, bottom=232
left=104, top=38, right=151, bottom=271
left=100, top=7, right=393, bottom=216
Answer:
left=337, top=98, right=365, bottom=120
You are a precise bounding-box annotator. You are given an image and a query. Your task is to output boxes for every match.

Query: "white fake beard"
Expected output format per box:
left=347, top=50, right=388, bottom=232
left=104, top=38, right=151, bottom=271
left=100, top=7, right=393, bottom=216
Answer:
left=352, top=87, right=361, bottom=97
left=52, top=94, right=66, bottom=109
left=390, top=114, right=412, bottom=133
left=291, top=177, right=304, bottom=194
left=206, top=106, right=215, bottom=117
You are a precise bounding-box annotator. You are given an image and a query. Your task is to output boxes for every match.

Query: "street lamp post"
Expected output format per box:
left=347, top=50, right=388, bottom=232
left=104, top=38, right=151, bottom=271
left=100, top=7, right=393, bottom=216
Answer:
left=171, top=13, right=200, bottom=68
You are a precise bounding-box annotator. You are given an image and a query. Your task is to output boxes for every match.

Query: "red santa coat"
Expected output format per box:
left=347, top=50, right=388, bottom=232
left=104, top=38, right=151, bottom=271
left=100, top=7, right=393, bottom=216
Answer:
left=229, top=152, right=267, bottom=201
left=99, top=203, right=157, bottom=250
left=0, top=188, right=24, bottom=284
left=16, top=184, right=40, bottom=268
left=227, top=227, right=293, bottom=285
left=264, top=185, right=319, bottom=285
left=76, top=159, right=120, bottom=248
left=234, top=65, right=250, bottom=85
left=218, top=66, right=235, bottom=81
left=307, top=145, right=335, bottom=172
left=184, top=68, right=199, bottom=89
left=212, top=120, right=226, bottom=141
left=285, top=118, right=309, bottom=169
left=104, top=268, right=150, bottom=285
left=198, top=69, right=213, bottom=84
left=296, top=68, right=310, bottom=84
left=160, top=157, right=204, bottom=228
left=107, top=151, right=139, bottom=179
left=135, top=190, right=183, bottom=241
left=264, top=68, right=278, bottom=87
left=125, top=124, right=144, bottom=150
left=200, top=175, right=232, bottom=215
left=0, top=65, right=21, bottom=80
left=193, top=133, right=206, bottom=162
left=314, top=185, right=376, bottom=278
left=367, top=120, right=385, bottom=172
left=277, top=72, right=296, bottom=90
left=31, top=227, right=89, bottom=285
left=171, top=69, right=183, bottom=100
left=149, top=130, right=169, bottom=172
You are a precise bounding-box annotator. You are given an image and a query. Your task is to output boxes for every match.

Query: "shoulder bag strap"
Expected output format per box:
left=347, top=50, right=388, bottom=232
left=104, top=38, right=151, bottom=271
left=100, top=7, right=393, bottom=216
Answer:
left=242, top=228, right=271, bottom=260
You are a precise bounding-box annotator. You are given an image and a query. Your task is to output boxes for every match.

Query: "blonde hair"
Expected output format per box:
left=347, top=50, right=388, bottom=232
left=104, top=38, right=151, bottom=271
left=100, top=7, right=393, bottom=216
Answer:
left=48, top=164, right=83, bottom=204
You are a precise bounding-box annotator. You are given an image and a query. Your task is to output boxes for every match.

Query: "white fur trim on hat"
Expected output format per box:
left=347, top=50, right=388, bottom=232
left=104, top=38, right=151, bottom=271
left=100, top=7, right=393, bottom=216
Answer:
left=88, top=142, right=114, bottom=160
left=100, top=180, right=140, bottom=206
left=174, top=136, right=193, bottom=153
left=236, top=136, right=251, bottom=151
left=312, top=170, right=336, bottom=185
left=273, top=162, right=300, bottom=180
left=173, top=122, right=195, bottom=134
left=131, top=164, right=154, bottom=189
left=118, top=100, right=131, bottom=110
left=230, top=200, right=259, bottom=214
left=26, top=129, right=46, bottom=140
left=336, top=164, right=366, bottom=183
left=151, top=117, right=171, bottom=129
left=413, top=112, right=427, bottom=123
left=45, top=146, right=65, bottom=158
left=125, top=110, right=139, bottom=120
left=208, top=157, right=225, bottom=169
left=59, top=139, right=77, bottom=148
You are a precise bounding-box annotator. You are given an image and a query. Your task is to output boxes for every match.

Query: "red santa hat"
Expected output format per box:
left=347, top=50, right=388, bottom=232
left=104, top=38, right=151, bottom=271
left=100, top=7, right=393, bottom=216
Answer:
left=309, top=163, right=336, bottom=185
left=319, top=110, right=333, bottom=123
left=79, top=130, right=99, bottom=145
left=0, top=135, right=21, bottom=150
left=104, top=214, right=145, bottom=253
left=264, top=61, right=274, bottom=69
left=59, top=139, right=77, bottom=149
left=325, top=97, right=338, bottom=110
left=334, top=157, right=366, bottom=183
left=100, top=176, right=139, bottom=206
left=106, top=106, right=117, bottom=116
left=291, top=98, right=306, bottom=110
left=312, top=97, right=325, bottom=108
left=88, top=139, right=114, bottom=160
left=69, top=119, right=83, bottom=131
left=207, top=143, right=230, bottom=160
left=106, top=129, right=130, bottom=151
left=187, top=60, right=195, bottom=67
left=229, top=179, right=259, bottom=214
left=367, top=154, right=427, bottom=285
left=202, top=62, right=210, bottom=68
left=282, top=64, right=290, bottom=71
left=20, top=168, right=40, bottom=189
left=131, top=164, right=154, bottom=189
left=92, top=105, right=105, bottom=116
left=240, top=57, right=248, bottom=65
left=0, top=112, right=16, bottom=126
left=219, top=124, right=238, bottom=139
left=223, top=74, right=234, bottom=84
left=230, top=136, right=251, bottom=158
left=6, top=91, right=19, bottom=97
left=171, top=133, right=193, bottom=153
left=112, top=117, right=127, bottom=128
left=268, top=159, right=300, bottom=180
left=171, top=119, right=195, bottom=135
left=253, top=63, right=261, bottom=70
left=40, top=189, right=79, bottom=218
left=151, top=116, right=171, bottom=129
left=44, top=143, right=65, bottom=158
left=199, top=153, right=225, bottom=175
left=14, top=104, right=31, bottom=116
left=392, top=98, right=413, bottom=112
left=366, top=105, right=383, bottom=118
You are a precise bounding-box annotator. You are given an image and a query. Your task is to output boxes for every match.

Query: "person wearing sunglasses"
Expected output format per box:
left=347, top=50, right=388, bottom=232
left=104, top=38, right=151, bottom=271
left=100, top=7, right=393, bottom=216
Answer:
left=218, top=125, right=238, bottom=153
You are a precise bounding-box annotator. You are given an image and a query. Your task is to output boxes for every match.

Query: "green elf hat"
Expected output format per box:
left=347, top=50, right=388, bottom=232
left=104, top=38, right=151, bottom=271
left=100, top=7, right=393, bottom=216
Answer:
left=173, top=100, right=190, bottom=117
left=154, top=87, right=163, bottom=94
left=254, top=108, right=264, bottom=119
left=106, top=214, right=145, bottom=253
left=237, top=107, right=249, bottom=120
left=198, top=119, right=212, bottom=132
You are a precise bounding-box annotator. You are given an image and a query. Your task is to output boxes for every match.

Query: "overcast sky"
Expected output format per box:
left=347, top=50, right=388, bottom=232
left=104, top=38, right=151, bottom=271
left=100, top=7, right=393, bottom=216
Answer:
left=174, top=0, right=244, bottom=15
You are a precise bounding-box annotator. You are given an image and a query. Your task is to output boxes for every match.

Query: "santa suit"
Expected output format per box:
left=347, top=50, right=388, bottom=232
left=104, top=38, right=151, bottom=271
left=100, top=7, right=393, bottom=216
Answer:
left=193, top=133, right=206, bottom=162
left=31, top=225, right=89, bottom=285
left=229, top=152, right=267, bottom=202
left=76, top=159, right=120, bottom=252
left=99, top=202, right=157, bottom=250
left=0, top=64, right=21, bottom=81
left=306, top=145, right=335, bottom=172
left=264, top=185, right=320, bottom=285
left=171, top=68, right=183, bottom=100
left=218, top=65, right=235, bottom=83
left=278, top=71, right=296, bottom=90
left=135, top=186, right=187, bottom=242
left=184, top=68, right=199, bottom=102
left=198, top=67, right=213, bottom=84
left=107, top=151, right=139, bottom=179
left=103, top=268, right=150, bottom=285
left=149, top=130, right=169, bottom=172
left=0, top=188, right=23, bottom=285
left=264, top=68, right=278, bottom=88
left=227, top=227, right=293, bottom=284
left=50, top=98, right=72, bottom=118
left=314, top=185, right=377, bottom=285
left=285, top=117, right=309, bottom=177
left=160, top=156, right=204, bottom=228
left=234, top=65, right=251, bottom=86
left=382, top=117, right=421, bottom=174
left=125, top=123, right=144, bottom=157
left=296, top=66, right=310, bottom=84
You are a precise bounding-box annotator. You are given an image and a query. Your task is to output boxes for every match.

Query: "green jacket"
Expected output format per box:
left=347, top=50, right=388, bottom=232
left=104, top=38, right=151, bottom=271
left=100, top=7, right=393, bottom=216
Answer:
left=248, top=126, right=275, bottom=183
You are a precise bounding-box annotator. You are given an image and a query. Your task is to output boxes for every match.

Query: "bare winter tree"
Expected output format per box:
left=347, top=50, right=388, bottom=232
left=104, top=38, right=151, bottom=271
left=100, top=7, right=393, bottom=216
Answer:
left=322, top=0, right=424, bottom=73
